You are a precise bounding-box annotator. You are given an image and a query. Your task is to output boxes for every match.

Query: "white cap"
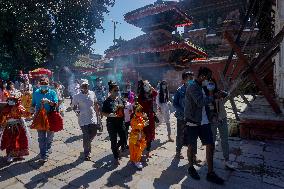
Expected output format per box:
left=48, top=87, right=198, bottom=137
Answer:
left=80, top=79, right=89, bottom=86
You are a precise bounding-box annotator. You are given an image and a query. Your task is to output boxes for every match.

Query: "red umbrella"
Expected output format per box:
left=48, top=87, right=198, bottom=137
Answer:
left=30, top=68, right=52, bottom=78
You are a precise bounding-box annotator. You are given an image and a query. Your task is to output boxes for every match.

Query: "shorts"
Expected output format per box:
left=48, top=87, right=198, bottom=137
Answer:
left=184, top=124, right=214, bottom=147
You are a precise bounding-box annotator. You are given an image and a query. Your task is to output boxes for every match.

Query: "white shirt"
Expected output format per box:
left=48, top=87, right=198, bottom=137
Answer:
left=72, top=90, right=98, bottom=127
left=201, top=89, right=209, bottom=125
left=124, top=102, right=133, bottom=122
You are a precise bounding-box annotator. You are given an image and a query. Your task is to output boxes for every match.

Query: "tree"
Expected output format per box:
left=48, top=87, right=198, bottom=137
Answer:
left=0, top=0, right=115, bottom=76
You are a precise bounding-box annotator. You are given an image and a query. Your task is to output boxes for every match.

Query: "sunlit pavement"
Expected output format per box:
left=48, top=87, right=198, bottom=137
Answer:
left=0, top=99, right=284, bottom=189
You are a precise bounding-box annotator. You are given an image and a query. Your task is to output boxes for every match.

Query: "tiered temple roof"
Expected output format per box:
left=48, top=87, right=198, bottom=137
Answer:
left=105, top=1, right=207, bottom=62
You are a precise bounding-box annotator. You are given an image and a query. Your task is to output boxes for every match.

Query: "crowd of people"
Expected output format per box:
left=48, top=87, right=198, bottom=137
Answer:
left=0, top=66, right=236, bottom=185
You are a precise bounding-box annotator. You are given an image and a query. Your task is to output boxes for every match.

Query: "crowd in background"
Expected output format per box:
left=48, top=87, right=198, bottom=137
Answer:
left=0, top=66, right=236, bottom=185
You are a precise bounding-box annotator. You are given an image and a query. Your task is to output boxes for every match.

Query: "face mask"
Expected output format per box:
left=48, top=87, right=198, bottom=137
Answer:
left=113, top=91, right=119, bottom=97
left=7, top=100, right=16, bottom=106
left=3, top=84, right=7, bottom=88
left=202, top=80, right=209, bottom=87
left=127, top=87, right=131, bottom=92
left=144, top=85, right=150, bottom=92
left=40, top=85, right=49, bottom=91
left=188, top=80, right=194, bottom=85
left=162, top=85, right=167, bottom=90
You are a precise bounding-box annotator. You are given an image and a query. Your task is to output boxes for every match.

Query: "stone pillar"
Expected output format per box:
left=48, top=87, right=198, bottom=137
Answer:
left=274, top=0, right=284, bottom=100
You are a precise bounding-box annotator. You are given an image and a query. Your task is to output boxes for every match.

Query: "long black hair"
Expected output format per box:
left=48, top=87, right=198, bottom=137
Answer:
left=159, top=81, right=169, bottom=103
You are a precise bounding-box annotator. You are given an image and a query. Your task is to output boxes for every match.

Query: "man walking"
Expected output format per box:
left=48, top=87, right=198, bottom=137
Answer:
left=72, top=79, right=101, bottom=161
left=184, top=67, right=224, bottom=184
left=31, top=77, right=58, bottom=162
left=173, top=71, right=194, bottom=159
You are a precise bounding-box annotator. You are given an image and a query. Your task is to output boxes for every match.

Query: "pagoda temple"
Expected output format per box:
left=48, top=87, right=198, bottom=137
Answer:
left=105, top=1, right=207, bottom=86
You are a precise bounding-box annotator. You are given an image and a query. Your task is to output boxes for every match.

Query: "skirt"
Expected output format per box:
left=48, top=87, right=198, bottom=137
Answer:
left=0, top=123, right=30, bottom=157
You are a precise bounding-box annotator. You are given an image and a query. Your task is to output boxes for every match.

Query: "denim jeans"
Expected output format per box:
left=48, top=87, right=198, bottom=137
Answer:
left=37, top=130, right=54, bottom=159
left=211, top=118, right=229, bottom=160
left=80, top=124, right=98, bottom=157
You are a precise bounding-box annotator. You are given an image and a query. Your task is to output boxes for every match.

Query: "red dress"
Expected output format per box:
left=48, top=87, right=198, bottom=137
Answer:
left=138, top=90, right=157, bottom=142
left=0, top=104, right=30, bottom=157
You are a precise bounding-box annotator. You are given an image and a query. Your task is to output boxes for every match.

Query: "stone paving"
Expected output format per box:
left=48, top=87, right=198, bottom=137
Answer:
left=1, top=99, right=284, bottom=189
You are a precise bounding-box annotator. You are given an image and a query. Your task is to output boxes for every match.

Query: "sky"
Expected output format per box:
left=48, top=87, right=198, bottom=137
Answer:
left=93, top=0, right=179, bottom=55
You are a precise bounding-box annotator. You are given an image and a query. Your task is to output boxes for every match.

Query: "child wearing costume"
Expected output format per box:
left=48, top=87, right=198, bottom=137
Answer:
left=0, top=93, right=31, bottom=163
left=129, top=104, right=147, bottom=169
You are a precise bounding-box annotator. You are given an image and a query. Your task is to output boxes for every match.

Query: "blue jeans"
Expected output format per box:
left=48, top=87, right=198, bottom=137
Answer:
left=37, top=131, right=54, bottom=159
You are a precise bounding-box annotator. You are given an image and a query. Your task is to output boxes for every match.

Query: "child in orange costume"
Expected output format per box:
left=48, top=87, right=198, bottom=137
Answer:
left=129, top=104, right=147, bottom=169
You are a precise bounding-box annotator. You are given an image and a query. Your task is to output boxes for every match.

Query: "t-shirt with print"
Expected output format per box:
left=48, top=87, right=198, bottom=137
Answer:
left=102, top=96, right=124, bottom=122
left=72, top=90, right=98, bottom=127
left=201, top=88, right=209, bottom=125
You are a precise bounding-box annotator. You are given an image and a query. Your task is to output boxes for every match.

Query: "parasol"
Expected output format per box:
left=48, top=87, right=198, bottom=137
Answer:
left=30, top=68, right=52, bottom=78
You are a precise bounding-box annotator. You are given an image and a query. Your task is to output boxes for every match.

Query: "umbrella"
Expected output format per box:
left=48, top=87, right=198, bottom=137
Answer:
left=30, top=68, right=52, bottom=78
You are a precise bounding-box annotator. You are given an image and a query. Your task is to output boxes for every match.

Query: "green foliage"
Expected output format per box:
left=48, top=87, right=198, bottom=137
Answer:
left=0, top=0, right=115, bottom=76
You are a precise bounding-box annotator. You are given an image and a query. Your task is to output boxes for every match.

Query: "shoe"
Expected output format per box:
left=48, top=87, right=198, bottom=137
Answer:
left=84, top=156, right=91, bottom=161
left=146, top=152, right=152, bottom=158
left=7, top=157, right=14, bottom=163
left=175, top=153, right=184, bottom=159
left=135, top=162, right=143, bottom=169
left=206, top=172, right=225, bottom=185
left=188, top=166, right=200, bottom=180
left=39, top=158, right=48, bottom=163
left=224, top=161, right=236, bottom=170
left=113, top=159, right=120, bottom=165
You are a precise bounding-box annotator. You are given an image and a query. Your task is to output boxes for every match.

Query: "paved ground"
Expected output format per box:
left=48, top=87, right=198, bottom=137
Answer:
left=0, top=99, right=284, bottom=189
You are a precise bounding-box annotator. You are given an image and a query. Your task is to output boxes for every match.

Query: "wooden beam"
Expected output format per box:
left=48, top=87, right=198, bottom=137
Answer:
left=224, top=31, right=282, bottom=114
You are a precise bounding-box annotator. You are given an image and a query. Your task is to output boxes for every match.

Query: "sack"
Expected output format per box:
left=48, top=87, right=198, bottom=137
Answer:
left=48, top=111, right=64, bottom=132
left=31, top=108, right=50, bottom=131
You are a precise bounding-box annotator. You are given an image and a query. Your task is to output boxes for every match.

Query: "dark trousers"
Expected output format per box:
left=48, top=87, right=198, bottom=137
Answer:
left=176, top=119, right=186, bottom=153
left=106, top=120, right=126, bottom=159
left=80, top=124, right=98, bottom=157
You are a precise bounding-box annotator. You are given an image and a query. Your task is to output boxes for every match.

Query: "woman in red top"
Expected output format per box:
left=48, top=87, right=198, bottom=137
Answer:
left=137, top=80, right=157, bottom=158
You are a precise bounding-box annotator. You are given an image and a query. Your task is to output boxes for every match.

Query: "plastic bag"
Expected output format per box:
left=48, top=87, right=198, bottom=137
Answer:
left=48, top=111, right=63, bottom=132
left=30, top=108, right=50, bottom=131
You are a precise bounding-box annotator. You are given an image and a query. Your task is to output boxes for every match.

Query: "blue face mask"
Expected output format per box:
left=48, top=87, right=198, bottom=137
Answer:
left=40, top=85, right=49, bottom=91
left=188, top=80, right=194, bottom=85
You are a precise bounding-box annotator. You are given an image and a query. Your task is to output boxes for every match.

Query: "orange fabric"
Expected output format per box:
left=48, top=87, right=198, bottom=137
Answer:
left=0, top=105, right=29, bottom=125
left=21, top=93, right=32, bottom=117
left=30, top=108, right=50, bottom=131
left=129, top=115, right=147, bottom=163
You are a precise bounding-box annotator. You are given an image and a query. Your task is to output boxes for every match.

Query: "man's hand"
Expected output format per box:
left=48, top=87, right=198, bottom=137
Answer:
left=108, top=113, right=116, bottom=117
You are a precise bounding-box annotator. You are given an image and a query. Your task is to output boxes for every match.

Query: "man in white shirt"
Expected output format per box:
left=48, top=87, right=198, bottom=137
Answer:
left=72, top=79, right=101, bottom=161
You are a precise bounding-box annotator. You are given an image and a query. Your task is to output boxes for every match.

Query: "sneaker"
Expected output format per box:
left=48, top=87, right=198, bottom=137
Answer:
left=224, top=161, right=236, bottom=170
left=188, top=166, right=200, bottom=180
left=113, top=159, right=120, bottom=165
left=206, top=172, right=225, bottom=185
left=135, top=162, right=143, bottom=169
left=84, top=156, right=91, bottom=161
left=7, top=157, right=14, bottom=163
left=39, top=158, right=48, bottom=163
